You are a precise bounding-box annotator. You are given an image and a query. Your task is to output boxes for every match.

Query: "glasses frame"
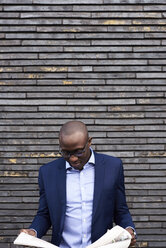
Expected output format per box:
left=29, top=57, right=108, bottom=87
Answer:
left=59, top=140, right=89, bottom=159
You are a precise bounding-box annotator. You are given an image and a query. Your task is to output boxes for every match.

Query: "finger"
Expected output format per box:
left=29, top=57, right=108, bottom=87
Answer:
left=130, top=238, right=137, bottom=246
left=20, top=229, right=28, bottom=234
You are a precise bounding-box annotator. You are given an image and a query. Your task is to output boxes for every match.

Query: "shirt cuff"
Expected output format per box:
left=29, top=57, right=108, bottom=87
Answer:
left=29, top=228, right=37, bottom=237
left=125, top=226, right=137, bottom=238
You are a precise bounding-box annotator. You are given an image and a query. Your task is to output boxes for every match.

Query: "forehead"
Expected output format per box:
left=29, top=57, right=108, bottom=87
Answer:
left=60, top=132, right=87, bottom=150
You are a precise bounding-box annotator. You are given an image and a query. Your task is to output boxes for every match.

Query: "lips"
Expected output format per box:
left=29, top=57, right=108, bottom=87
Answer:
left=71, top=162, right=80, bottom=167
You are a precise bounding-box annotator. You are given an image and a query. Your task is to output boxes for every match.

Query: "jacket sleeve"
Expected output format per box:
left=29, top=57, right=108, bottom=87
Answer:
left=29, top=166, right=51, bottom=238
left=114, top=160, right=135, bottom=230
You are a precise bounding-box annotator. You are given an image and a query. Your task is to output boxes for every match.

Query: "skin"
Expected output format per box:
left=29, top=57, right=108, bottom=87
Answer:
left=59, top=125, right=92, bottom=170
left=126, top=227, right=137, bottom=247
left=20, top=121, right=136, bottom=246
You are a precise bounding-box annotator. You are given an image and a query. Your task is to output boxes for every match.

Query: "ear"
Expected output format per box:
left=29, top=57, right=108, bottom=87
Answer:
left=88, top=137, right=92, bottom=146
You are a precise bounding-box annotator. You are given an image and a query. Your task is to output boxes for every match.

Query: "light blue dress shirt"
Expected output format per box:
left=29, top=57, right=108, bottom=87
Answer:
left=60, top=149, right=95, bottom=248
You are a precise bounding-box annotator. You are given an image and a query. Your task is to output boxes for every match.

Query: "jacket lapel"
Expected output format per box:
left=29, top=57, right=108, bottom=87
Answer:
left=57, top=159, right=66, bottom=206
left=55, top=159, right=66, bottom=232
left=92, top=153, right=105, bottom=223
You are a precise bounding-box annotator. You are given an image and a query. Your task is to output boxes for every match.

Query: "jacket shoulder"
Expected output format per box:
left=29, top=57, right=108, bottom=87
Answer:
left=95, top=152, right=122, bottom=167
left=40, top=157, right=65, bottom=172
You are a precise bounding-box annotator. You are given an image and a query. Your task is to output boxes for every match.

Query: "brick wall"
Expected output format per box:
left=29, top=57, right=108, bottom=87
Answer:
left=0, top=0, right=166, bottom=247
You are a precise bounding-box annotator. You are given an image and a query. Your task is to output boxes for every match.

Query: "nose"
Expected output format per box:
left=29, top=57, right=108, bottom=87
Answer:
left=69, top=154, right=78, bottom=162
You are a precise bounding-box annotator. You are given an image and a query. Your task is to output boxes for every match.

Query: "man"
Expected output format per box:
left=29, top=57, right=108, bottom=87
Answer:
left=20, top=121, right=136, bottom=247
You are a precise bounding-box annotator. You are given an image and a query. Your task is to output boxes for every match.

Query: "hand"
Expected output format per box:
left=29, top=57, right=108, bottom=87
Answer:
left=126, top=227, right=136, bottom=247
left=20, top=229, right=36, bottom=237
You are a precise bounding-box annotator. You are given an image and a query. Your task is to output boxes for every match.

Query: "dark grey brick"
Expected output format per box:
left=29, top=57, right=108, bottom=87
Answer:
left=107, top=131, right=166, bottom=138
left=76, top=33, right=144, bottom=39
left=0, top=26, right=36, bottom=32
left=149, top=59, right=166, bottom=64
left=6, top=33, right=75, bottom=39
left=0, top=13, right=19, bottom=18
left=37, top=79, right=106, bottom=85
left=146, top=112, right=166, bottom=118
left=144, top=5, right=166, bottom=11
left=135, top=125, right=166, bottom=131
left=63, top=19, right=132, bottom=25
left=104, top=0, right=166, bottom=3
left=3, top=5, right=73, bottom=11
left=1, top=112, right=74, bottom=119
left=133, top=45, right=166, bottom=52
left=93, top=65, right=161, bottom=72
left=0, top=67, right=22, bottom=73
left=106, top=79, right=166, bottom=85
left=22, top=40, right=91, bottom=46
left=137, top=97, right=166, bottom=104
left=96, top=119, right=163, bottom=125
left=0, top=19, right=62, bottom=25
left=67, top=99, right=135, bottom=105
left=67, top=72, right=135, bottom=79
left=33, top=0, right=103, bottom=4
left=37, top=26, right=108, bottom=33
left=39, top=105, right=107, bottom=112
left=0, top=0, right=32, bottom=3
left=136, top=72, right=166, bottom=78
left=0, top=33, right=5, bottom=39
left=39, top=53, right=107, bottom=59
left=0, top=60, right=10, bottom=66
left=0, top=93, right=26, bottom=98
left=21, top=12, right=91, bottom=19
left=0, top=99, right=67, bottom=105
left=92, top=39, right=160, bottom=46
left=132, top=19, right=166, bottom=25
left=108, top=25, right=166, bottom=32
left=109, top=52, right=166, bottom=59
left=92, top=12, right=162, bottom=18
left=64, top=46, right=132, bottom=52
left=0, top=72, right=68, bottom=79
left=96, top=144, right=164, bottom=151
left=0, top=46, right=63, bottom=52
left=145, top=33, right=166, bottom=38
left=0, top=54, right=38, bottom=59
left=73, top=5, right=143, bottom=11
left=0, top=40, right=21, bottom=46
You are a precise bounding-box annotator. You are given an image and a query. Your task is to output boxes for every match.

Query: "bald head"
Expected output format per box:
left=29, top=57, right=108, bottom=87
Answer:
left=59, top=121, right=88, bottom=140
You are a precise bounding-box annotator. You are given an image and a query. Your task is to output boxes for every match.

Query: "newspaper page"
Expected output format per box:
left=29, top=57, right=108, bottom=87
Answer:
left=14, top=225, right=131, bottom=248
left=86, top=225, right=131, bottom=248
left=14, top=232, right=58, bottom=248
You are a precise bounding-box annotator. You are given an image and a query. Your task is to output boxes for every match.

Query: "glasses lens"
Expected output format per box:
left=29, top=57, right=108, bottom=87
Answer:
left=74, top=151, right=84, bottom=157
left=60, top=151, right=69, bottom=157
left=60, top=141, right=88, bottom=158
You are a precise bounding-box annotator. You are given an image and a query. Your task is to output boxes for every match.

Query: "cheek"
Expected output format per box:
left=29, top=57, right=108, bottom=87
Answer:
left=81, top=152, right=90, bottom=162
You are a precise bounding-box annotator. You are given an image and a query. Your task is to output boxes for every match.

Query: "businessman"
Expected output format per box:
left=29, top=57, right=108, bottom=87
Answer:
left=20, top=121, right=136, bottom=247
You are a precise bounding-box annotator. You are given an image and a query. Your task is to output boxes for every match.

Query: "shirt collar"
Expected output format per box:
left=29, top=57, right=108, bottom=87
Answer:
left=66, top=148, right=95, bottom=170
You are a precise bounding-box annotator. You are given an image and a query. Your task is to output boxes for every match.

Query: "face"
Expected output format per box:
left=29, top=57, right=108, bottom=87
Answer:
left=59, top=132, right=92, bottom=170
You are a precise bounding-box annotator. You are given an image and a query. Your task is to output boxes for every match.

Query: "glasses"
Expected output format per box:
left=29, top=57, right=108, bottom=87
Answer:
left=59, top=141, right=89, bottom=158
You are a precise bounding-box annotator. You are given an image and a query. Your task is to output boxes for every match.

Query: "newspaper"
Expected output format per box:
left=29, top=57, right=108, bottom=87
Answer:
left=86, top=225, right=131, bottom=248
left=14, top=232, right=58, bottom=248
left=14, top=225, right=131, bottom=248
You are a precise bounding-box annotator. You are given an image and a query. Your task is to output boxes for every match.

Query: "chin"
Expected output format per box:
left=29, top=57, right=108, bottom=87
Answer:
left=71, top=163, right=83, bottom=170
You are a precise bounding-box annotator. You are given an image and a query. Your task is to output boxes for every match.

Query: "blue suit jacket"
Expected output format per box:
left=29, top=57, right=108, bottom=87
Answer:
left=30, top=152, right=135, bottom=245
